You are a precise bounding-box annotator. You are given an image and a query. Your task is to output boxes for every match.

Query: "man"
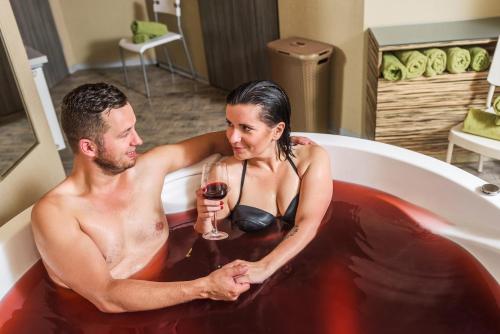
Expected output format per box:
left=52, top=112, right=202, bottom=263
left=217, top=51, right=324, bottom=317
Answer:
left=31, top=83, right=250, bottom=313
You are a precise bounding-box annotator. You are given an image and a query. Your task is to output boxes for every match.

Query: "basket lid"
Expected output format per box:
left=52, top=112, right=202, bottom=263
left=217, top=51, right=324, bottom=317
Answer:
left=267, top=37, right=333, bottom=57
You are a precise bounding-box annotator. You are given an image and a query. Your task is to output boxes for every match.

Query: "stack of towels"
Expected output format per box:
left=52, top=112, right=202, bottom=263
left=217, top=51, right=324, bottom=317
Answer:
left=131, top=20, right=168, bottom=44
left=381, top=46, right=490, bottom=81
left=463, top=96, right=500, bottom=141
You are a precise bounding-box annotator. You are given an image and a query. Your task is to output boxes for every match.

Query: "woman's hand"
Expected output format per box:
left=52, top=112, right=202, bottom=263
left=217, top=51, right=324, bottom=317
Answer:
left=193, top=188, right=224, bottom=234
left=290, top=135, right=316, bottom=146
left=230, top=259, right=271, bottom=284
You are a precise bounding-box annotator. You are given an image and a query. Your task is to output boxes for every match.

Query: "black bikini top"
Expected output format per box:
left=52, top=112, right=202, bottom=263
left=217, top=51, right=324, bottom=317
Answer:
left=230, top=157, right=300, bottom=232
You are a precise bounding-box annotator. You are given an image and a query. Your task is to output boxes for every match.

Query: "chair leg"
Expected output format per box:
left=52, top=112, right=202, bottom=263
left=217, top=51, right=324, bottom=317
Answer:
left=119, top=47, right=129, bottom=87
left=139, top=53, right=151, bottom=98
left=446, top=142, right=454, bottom=164
left=478, top=154, right=484, bottom=173
left=181, top=37, right=196, bottom=80
left=162, top=46, right=175, bottom=75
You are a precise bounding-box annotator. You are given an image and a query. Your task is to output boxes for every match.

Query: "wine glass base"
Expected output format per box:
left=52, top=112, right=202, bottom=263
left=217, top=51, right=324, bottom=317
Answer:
left=202, top=231, right=229, bottom=240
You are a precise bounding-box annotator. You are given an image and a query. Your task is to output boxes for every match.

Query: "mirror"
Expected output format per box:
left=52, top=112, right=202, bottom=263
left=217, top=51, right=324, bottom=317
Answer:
left=0, top=30, right=37, bottom=178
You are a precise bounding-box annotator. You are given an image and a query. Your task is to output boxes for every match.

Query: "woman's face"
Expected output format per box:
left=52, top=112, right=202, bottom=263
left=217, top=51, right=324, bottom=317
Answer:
left=225, top=104, right=284, bottom=160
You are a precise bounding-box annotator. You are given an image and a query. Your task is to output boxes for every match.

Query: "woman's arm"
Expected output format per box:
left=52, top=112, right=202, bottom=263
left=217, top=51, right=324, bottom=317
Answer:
left=235, top=145, right=333, bottom=283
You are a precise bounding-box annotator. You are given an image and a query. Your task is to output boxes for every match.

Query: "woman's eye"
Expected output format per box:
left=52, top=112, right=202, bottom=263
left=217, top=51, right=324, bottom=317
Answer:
left=242, top=126, right=252, bottom=132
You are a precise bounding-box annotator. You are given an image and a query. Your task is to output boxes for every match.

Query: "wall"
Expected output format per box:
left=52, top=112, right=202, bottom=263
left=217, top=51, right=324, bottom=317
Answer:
left=364, top=0, right=500, bottom=28
left=48, top=0, right=208, bottom=78
left=0, top=1, right=65, bottom=225
left=278, top=0, right=365, bottom=136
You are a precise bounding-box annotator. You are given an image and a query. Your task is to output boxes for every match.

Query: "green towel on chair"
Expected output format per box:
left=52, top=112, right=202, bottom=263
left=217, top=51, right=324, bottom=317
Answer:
left=468, top=47, right=491, bottom=72
left=381, top=53, right=407, bottom=81
left=394, top=50, right=427, bottom=79
left=446, top=47, right=471, bottom=74
left=131, top=20, right=167, bottom=36
left=463, top=108, right=500, bottom=140
left=132, top=33, right=150, bottom=44
left=422, top=48, right=447, bottom=77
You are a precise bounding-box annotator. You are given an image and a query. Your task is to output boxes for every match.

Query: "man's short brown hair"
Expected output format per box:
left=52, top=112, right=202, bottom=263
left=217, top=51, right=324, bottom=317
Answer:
left=61, top=83, right=127, bottom=152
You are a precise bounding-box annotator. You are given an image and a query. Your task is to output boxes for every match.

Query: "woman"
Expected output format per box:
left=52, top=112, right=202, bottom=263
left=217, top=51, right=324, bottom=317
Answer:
left=194, top=80, right=332, bottom=283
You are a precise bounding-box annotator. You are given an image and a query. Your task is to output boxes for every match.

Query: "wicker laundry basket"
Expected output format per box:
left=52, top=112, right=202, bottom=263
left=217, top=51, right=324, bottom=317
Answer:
left=267, top=37, right=333, bottom=132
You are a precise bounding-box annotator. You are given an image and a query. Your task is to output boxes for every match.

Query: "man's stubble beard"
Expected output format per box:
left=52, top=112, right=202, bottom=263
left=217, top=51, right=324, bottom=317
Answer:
left=94, top=146, right=135, bottom=175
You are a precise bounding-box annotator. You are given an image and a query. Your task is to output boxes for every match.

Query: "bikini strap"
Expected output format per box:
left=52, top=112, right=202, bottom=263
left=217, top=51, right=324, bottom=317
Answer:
left=287, top=156, right=300, bottom=177
left=235, top=160, right=248, bottom=207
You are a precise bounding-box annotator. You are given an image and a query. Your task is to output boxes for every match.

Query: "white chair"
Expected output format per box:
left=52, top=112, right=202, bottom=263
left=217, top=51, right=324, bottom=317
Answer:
left=446, top=36, right=500, bottom=171
left=118, top=0, right=195, bottom=98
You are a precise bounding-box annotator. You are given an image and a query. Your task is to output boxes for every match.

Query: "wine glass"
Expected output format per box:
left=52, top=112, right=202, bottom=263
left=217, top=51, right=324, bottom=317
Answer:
left=201, top=162, right=229, bottom=240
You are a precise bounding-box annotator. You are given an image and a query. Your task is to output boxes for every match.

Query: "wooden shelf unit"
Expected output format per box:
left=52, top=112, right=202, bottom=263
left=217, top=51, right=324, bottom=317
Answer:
left=365, top=17, right=500, bottom=160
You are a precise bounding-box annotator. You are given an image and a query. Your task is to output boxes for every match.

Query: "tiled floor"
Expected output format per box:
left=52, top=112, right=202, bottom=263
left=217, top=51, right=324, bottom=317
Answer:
left=50, top=67, right=499, bottom=186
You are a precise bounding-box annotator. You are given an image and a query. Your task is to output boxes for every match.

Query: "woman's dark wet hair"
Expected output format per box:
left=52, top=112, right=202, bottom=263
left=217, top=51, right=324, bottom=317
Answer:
left=61, top=83, right=127, bottom=152
left=226, top=80, right=293, bottom=160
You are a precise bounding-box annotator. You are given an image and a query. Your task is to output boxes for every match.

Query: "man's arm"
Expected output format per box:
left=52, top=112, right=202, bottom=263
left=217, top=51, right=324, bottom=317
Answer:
left=31, top=199, right=249, bottom=313
left=143, top=131, right=232, bottom=175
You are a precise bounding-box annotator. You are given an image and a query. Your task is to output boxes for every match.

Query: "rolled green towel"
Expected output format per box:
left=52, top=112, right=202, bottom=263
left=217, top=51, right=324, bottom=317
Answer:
left=422, top=48, right=447, bottom=77
left=494, top=96, right=500, bottom=125
left=468, top=47, right=491, bottom=72
left=446, top=47, right=471, bottom=74
left=381, top=53, right=407, bottom=81
left=131, top=20, right=167, bottom=36
left=494, top=95, right=500, bottom=115
left=133, top=33, right=150, bottom=44
left=462, top=108, right=500, bottom=140
left=394, top=50, right=427, bottom=79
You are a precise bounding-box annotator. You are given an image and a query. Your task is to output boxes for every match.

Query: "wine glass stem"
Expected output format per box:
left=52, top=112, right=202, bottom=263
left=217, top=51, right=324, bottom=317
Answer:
left=212, top=211, right=218, bottom=234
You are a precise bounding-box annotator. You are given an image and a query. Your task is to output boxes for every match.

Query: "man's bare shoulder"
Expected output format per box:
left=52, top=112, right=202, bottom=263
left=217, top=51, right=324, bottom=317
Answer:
left=32, top=178, right=80, bottom=230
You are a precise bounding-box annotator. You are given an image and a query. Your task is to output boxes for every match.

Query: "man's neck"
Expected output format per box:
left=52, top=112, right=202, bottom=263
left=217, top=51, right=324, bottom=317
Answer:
left=70, top=155, right=130, bottom=195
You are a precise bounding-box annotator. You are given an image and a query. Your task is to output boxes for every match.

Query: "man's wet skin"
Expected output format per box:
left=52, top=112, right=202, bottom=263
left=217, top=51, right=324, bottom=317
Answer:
left=42, top=104, right=174, bottom=286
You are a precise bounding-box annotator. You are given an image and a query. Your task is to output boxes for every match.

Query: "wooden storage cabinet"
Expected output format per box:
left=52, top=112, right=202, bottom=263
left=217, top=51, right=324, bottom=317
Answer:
left=365, top=18, right=500, bottom=159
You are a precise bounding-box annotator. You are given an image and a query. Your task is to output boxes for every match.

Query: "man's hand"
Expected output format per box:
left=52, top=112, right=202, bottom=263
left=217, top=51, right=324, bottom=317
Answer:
left=290, top=136, right=316, bottom=146
left=204, top=263, right=251, bottom=301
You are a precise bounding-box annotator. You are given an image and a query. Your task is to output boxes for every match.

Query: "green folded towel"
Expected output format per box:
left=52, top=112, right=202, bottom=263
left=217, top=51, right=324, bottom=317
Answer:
left=131, top=20, right=167, bottom=36
left=468, top=47, right=491, bottom=72
left=394, top=50, right=427, bottom=79
left=462, top=108, right=500, bottom=140
left=494, top=95, right=500, bottom=115
left=446, top=47, right=471, bottom=74
left=494, top=96, right=500, bottom=125
left=422, top=48, right=447, bottom=77
left=381, top=53, right=407, bottom=81
left=132, top=33, right=150, bottom=44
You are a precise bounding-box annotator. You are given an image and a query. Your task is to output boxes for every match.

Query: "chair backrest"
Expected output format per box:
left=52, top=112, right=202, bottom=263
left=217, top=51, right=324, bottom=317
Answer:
left=486, top=36, right=500, bottom=111
left=153, top=0, right=180, bottom=17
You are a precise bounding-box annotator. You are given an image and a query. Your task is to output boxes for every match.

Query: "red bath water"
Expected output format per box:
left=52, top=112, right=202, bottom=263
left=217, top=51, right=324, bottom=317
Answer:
left=1, top=181, right=499, bottom=334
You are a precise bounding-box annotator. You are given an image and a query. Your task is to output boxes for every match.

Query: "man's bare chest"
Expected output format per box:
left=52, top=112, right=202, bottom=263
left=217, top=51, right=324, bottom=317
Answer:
left=74, top=190, right=168, bottom=265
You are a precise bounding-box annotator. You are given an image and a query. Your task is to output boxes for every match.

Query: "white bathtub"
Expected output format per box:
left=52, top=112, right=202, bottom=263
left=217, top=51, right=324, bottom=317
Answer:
left=1, top=133, right=499, bottom=301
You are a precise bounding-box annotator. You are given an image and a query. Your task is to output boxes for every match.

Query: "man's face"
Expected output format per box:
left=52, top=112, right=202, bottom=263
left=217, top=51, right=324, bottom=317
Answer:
left=94, top=103, right=143, bottom=174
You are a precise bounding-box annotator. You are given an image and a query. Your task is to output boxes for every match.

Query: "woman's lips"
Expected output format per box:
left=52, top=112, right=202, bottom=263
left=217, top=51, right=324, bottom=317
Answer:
left=232, top=146, right=244, bottom=153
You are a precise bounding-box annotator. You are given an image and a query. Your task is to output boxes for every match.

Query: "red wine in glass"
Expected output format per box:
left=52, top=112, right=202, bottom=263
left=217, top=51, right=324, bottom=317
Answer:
left=201, top=162, right=229, bottom=240
left=204, top=182, right=229, bottom=200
